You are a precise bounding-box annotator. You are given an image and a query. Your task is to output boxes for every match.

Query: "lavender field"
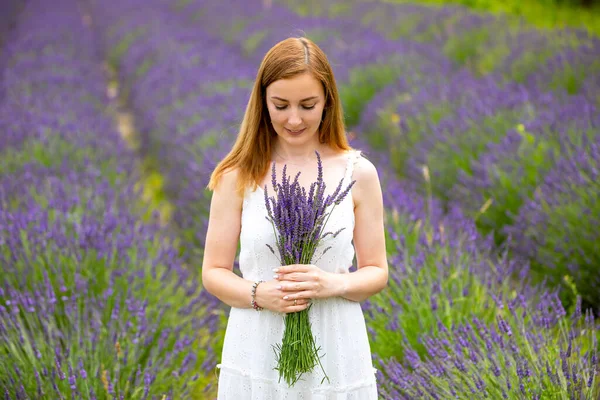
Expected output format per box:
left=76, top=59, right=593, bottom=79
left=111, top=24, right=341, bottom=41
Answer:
left=1, top=0, right=599, bottom=398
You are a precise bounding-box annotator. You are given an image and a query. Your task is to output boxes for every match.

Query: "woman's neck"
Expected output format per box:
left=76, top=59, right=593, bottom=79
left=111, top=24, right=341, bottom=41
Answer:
left=271, top=141, right=330, bottom=165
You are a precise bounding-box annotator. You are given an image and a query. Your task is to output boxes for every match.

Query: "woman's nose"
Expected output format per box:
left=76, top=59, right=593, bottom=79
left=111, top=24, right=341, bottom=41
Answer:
left=288, top=109, right=302, bottom=126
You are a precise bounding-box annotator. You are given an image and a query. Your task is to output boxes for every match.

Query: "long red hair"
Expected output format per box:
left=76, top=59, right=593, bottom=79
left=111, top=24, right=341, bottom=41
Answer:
left=207, top=37, right=351, bottom=196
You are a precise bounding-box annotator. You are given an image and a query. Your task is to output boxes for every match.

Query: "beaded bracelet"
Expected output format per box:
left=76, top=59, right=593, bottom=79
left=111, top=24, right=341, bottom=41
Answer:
left=250, top=280, right=264, bottom=311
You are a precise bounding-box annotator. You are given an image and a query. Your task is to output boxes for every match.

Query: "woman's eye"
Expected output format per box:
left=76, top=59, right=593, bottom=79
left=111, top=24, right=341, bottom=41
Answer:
left=274, top=105, right=316, bottom=110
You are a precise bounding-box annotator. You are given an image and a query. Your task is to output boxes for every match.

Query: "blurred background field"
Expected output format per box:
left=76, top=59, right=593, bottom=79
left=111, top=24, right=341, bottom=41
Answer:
left=1, top=0, right=599, bottom=398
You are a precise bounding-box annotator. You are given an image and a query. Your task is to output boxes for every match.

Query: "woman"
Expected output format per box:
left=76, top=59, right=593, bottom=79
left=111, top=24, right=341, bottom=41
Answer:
left=203, top=36, right=388, bottom=399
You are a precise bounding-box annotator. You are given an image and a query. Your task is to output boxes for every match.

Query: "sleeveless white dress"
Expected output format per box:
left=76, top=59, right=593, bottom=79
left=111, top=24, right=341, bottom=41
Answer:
left=216, top=150, right=378, bottom=399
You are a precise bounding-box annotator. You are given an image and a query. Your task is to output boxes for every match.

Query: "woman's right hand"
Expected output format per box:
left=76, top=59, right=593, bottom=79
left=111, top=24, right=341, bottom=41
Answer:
left=254, top=280, right=311, bottom=313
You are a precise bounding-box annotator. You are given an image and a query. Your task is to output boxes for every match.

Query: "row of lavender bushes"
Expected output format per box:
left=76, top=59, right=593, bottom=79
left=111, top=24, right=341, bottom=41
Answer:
left=340, top=2, right=600, bottom=392
left=355, top=1, right=600, bottom=313
left=0, top=1, right=23, bottom=49
left=86, top=0, right=255, bottom=267
left=0, top=0, right=221, bottom=398
left=355, top=46, right=599, bottom=312
left=348, top=139, right=598, bottom=398
left=282, top=0, right=600, bottom=313
left=82, top=0, right=600, bottom=398
left=0, top=0, right=24, bottom=103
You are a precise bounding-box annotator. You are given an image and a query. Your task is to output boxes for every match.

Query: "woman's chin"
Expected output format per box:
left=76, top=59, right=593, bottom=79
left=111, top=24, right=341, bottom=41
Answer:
left=275, top=128, right=319, bottom=145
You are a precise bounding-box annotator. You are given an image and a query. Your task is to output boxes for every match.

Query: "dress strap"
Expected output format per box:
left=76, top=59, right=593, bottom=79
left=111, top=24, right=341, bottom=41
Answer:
left=343, top=149, right=362, bottom=183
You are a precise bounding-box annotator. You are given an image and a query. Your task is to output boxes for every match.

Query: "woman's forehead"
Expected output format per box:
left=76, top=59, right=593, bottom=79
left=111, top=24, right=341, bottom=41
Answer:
left=266, top=73, right=323, bottom=100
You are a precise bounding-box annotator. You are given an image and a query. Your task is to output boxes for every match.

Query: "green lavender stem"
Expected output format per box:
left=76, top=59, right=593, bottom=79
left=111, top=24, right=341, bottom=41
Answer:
left=269, top=205, right=345, bottom=386
left=273, top=305, right=330, bottom=386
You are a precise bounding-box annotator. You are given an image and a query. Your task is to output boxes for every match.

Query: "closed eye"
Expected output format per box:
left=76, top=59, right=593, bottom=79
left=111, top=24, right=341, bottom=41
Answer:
left=275, top=105, right=316, bottom=110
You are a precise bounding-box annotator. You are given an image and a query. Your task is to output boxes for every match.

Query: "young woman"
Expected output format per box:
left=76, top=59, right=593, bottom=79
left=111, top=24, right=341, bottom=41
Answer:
left=203, top=36, right=388, bottom=399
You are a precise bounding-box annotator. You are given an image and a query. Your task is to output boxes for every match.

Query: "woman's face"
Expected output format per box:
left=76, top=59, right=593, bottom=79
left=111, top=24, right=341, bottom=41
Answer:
left=265, top=72, right=326, bottom=147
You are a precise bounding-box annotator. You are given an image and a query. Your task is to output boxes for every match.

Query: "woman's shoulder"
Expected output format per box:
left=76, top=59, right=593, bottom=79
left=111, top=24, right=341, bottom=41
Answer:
left=342, top=149, right=373, bottom=172
left=214, top=166, right=247, bottom=201
left=355, top=158, right=377, bottom=178
left=349, top=151, right=379, bottom=194
left=217, top=166, right=241, bottom=189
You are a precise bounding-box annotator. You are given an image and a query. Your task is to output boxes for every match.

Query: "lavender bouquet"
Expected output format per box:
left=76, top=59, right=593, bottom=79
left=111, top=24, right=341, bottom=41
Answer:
left=263, top=150, right=356, bottom=386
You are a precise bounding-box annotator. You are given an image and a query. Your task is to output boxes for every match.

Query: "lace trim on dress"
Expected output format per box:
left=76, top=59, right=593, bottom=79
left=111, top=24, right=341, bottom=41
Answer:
left=343, top=150, right=362, bottom=185
left=216, top=363, right=377, bottom=393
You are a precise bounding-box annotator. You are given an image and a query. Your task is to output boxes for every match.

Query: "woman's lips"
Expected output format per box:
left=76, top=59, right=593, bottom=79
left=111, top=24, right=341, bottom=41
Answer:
left=285, top=128, right=306, bottom=135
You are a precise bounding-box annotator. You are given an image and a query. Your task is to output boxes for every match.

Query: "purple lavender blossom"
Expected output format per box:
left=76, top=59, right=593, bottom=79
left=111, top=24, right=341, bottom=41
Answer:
left=264, top=151, right=355, bottom=266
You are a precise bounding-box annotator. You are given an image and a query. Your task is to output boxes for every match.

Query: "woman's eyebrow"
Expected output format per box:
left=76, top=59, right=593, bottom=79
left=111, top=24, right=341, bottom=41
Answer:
left=270, top=96, right=319, bottom=102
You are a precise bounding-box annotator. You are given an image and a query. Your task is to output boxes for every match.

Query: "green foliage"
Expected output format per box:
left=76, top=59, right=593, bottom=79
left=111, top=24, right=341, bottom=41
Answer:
left=423, top=111, right=525, bottom=202
left=381, top=296, right=600, bottom=398
left=367, top=212, right=520, bottom=361
left=107, top=26, right=147, bottom=68
left=526, top=149, right=600, bottom=310
left=388, top=0, right=600, bottom=37
left=466, top=123, right=597, bottom=246
left=243, top=30, right=268, bottom=57
left=0, top=136, right=125, bottom=187
left=279, top=0, right=353, bottom=17
left=443, top=25, right=512, bottom=75
left=360, top=7, right=424, bottom=40
left=339, top=62, right=405, bottom=128
left=545, top=57, right=600, bottom=94
left=0, top=185, right=216, bottom=399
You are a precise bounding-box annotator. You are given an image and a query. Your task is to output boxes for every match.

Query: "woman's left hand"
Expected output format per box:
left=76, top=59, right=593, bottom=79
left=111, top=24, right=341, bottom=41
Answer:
left=273, top=264, right=346, bottom=301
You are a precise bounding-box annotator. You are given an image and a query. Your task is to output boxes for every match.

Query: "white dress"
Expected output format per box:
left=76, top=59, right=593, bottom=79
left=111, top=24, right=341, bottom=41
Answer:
left=216, top=150, right=378, bottom=399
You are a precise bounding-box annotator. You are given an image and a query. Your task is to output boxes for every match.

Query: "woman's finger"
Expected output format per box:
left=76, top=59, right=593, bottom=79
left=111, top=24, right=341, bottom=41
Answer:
left=282, top=290, right=314, bottom=301
left=277, top=271, right=314, bottom=282
left=274, top=264, right=313, bottom=275
left=284, top=299, right=310, bottom=313
left=279, top=281, right=312, bottom=292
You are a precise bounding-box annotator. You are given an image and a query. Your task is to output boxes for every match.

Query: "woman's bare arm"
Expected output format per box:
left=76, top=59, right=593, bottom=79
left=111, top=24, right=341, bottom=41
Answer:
left=201, top=169, right=254, bottom=308
left=339, top=157, right=388, bottom=302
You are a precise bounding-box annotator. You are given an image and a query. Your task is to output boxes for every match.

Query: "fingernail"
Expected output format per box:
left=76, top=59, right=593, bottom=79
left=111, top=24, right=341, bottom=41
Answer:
left=272, top=268, right=279, bottom=272
left=283, top=296, right=289, bottom=300
left=276, top=285, right=282, bottom=290
left=274, top=274, right=279, bottom=279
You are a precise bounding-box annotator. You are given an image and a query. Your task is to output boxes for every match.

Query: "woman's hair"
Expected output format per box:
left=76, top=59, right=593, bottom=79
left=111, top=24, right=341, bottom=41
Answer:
left=207, top=36, right=351, bottom=196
